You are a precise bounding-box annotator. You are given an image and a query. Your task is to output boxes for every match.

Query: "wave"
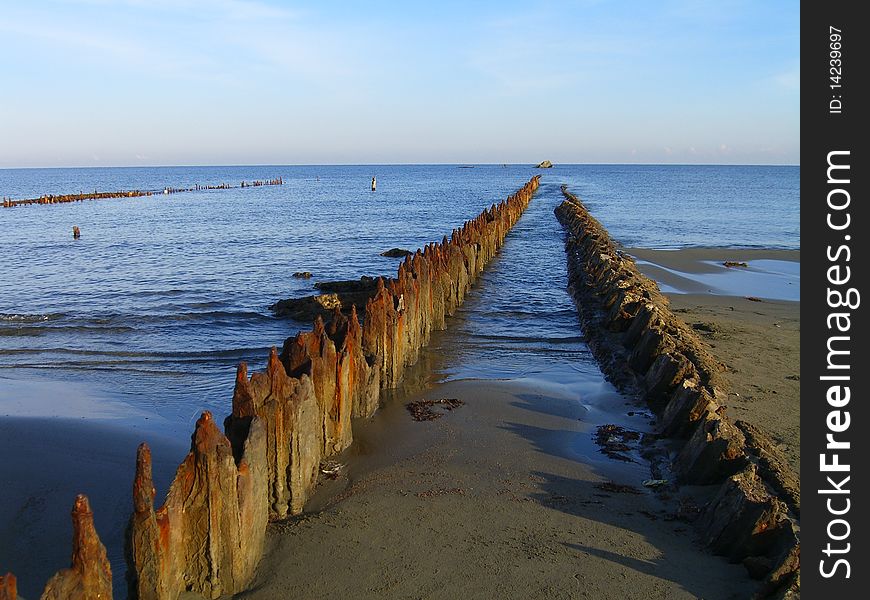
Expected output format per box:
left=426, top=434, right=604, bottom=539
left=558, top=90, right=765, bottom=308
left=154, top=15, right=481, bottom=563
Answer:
left=0, top=310, right=275, bottom=329
left=128, top=289, right=190, bottom=298
left=0, top=313, right=65, bottom=323
left=0, top=325, right=135, bottom=337
left=0, top=364, right=215, bottom=376
left=111, top=310, right=274, bottom=324
left=0, top=346, right=269, bottom=359
left=466, top=308, right=578, bottom=319
left=151, top=310, right=274, bottom=323
left=465, top=333, right=586, bottom=344
left=0, top=345, right=275, bottom=374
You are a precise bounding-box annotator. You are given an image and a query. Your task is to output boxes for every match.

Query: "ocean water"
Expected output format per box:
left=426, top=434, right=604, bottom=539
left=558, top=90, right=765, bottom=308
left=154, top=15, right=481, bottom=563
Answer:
left=0, top=164, right=798, bottom=596
left=559, top=165, right=800, bottom=250
left=0, top=164, right=799, bottom=426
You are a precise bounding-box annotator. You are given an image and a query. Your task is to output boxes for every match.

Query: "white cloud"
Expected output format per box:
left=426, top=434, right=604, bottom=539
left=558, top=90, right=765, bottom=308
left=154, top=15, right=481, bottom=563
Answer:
left=0, top=1, right=361, bottom=88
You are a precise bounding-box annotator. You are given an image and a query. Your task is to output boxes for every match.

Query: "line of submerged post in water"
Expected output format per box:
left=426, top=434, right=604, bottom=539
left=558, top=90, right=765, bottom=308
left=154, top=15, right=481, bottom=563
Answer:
left=0, top=176, right=540, bottom=600
left=1, top=178, right=284, bottom=208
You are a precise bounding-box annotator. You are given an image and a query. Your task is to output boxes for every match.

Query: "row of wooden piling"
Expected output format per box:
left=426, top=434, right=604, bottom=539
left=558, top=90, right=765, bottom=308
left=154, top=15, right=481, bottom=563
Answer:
left=0, top=176, right=539, bottom=600
left=1, top=178, right=284, bottom=208
left=554, top=186, right=799, bottom=599
left=240, top=178, right=283, bottom=188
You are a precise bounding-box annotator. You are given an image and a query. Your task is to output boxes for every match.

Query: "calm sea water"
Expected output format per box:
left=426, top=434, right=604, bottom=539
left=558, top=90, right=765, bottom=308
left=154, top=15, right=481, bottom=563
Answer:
left=0, top=164, right=799, bottom=425
left=0, top=164, right=798, bottom=596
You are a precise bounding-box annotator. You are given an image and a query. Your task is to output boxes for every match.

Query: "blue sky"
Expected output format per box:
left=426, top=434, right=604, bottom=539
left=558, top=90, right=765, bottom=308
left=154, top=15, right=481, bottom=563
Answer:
left=0, top=0, right=799, bottom=167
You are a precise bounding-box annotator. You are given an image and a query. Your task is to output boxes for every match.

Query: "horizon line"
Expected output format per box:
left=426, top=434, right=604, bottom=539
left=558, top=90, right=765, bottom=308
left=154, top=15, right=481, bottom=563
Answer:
left=1, top=161, right=801, bottom=171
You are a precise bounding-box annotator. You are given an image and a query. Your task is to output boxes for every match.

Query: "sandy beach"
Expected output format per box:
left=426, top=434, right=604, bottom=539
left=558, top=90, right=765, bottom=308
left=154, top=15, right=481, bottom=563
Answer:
left=237, top=379, right=756, bottom=600
left=234, top=245, right=799, bottom=599
left=627, top=248, right=800, bottom=473
left=0, top=376, right=193, bottom=598
left=0, top=243, right=799, bottom=599
left=0, top=416, right=188, bottom=599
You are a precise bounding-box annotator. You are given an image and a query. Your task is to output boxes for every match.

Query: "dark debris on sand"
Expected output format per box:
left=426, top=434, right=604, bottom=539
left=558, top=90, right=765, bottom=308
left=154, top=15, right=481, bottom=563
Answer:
left=595, top=481, right=642, bottom=495
left=670, top=497, right=702, bottom=522
left=415, top=487, right=466, bottom=498
left=594, top=424, right=641, bottom=462
left=406, top=398, right=464, bottom=421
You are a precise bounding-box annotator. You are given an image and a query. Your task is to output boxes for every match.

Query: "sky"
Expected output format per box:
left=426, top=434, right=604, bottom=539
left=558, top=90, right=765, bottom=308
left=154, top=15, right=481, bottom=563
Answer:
left=0, top=0, right=800, bottom=167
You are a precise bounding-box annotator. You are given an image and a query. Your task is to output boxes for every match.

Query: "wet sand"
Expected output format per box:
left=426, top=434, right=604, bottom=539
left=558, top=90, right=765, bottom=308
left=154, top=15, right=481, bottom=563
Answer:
left=628, top=248, right=800, bottom=472
left=237, top=379, right=755, bottom=600
left=628, top=248, right=799, bottom=302
left=0, top=381, right=189, bottom=599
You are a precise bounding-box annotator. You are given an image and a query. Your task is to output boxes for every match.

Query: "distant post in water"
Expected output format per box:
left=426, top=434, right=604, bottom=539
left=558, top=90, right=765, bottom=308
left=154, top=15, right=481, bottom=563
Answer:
left=72, top=225, right=81, bottom=239
left=371, top=176, right=377, bottom=191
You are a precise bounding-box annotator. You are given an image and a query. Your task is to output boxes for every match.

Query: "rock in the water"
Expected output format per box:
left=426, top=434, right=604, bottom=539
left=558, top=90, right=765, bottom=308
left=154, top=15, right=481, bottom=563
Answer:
left=269, top=293, right=342, bottom=321
left=292, top=271, right=312, bottom=279
left=757, top=542, right=800, bottom=598
left=314, top=276, right=383, bottom=294
left=380, top=248, right=413, bottom=258
left=271, top=276, right=389, bottom=321
left=40, top=495, right=112, bottom=600
left=535, top=160, right=554, bottom=168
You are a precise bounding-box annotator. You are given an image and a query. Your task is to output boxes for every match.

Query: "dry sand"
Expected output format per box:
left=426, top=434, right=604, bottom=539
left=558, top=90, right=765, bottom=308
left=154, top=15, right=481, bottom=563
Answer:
left=628, top=248, right=800, bottom=472
left=237, top=379, right=755, bottom=600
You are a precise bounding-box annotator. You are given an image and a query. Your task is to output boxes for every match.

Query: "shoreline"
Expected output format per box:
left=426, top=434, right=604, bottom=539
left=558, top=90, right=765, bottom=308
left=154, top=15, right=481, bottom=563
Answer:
left=237, top=378, right=756, bottom=600
left=556, top=189, right=799, bottom=597
left=626, top=247, right=799, bottom=302
left=0, top=416, right=188, bottom=599
left=0, top=244, right=799, bottom=599
left=1, top=178, right=541, bottom=598
left=626, top=247, right=800, bottom=472
left=0, top=239, right=798, bottom=598
left=235, top=238, right=803, bottom=598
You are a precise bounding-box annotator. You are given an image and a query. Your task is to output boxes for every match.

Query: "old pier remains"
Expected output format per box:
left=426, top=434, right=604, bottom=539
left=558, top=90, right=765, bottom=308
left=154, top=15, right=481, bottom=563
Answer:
left=555, top=186, right=800, bottom=598
left=1, top=176, right=539, bottom=600
left=1, top=178, right=283, bottom=209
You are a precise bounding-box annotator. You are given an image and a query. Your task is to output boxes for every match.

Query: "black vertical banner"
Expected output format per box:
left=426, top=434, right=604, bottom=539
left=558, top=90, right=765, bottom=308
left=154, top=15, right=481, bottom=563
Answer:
left=802, top=2, right=868, bottom=597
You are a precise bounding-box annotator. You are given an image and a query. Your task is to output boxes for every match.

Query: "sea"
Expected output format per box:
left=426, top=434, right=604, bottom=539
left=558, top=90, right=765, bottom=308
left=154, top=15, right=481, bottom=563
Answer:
left=0, top=164, right=799, bottom=596
left=0, top=164, right=799, bottom=422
